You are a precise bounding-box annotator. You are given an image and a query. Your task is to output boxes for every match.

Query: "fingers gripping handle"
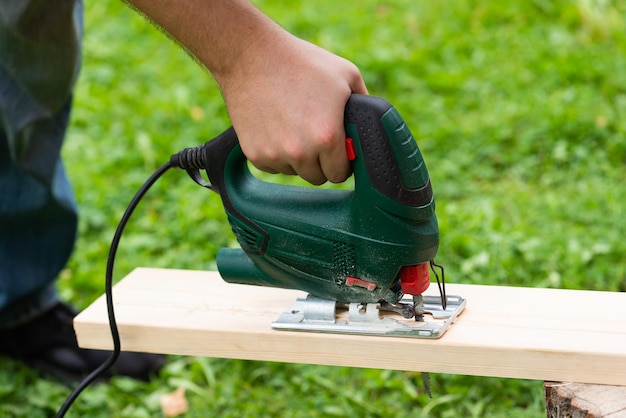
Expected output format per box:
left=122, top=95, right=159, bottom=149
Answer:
left=173, top=94, right=435, bottom=227
left=171, top=95, right=434, bottom=240
left=193, top=95, right=433, bottom=204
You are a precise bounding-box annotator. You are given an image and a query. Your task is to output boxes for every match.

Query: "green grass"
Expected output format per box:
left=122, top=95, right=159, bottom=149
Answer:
left=2, top=0, right=625, bottom=416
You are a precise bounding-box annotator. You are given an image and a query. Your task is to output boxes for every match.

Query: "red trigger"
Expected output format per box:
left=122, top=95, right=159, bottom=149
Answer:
left=345, top=137, right=357, bottom=161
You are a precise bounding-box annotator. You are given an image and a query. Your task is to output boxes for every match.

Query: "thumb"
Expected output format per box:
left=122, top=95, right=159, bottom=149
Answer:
left=350, top=72, right=369, bottom=96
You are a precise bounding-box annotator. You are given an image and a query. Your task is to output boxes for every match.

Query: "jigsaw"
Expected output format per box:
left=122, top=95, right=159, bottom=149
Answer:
left=57, top=95, right=466, bottom=416
left=177, top=94, right=465, bottom=338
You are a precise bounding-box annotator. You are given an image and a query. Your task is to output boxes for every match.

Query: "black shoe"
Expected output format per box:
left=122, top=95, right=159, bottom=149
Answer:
left=0, top=302, right=165, bottom=382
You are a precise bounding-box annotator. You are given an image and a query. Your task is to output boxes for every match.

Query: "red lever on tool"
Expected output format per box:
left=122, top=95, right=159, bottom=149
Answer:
left=345, top=137, right=357, bottom=161
left=399, top=263, right=431, bottom=295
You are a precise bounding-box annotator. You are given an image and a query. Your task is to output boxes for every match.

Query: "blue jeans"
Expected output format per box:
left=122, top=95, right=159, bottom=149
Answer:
left=0, top=0, right=83, bottom=326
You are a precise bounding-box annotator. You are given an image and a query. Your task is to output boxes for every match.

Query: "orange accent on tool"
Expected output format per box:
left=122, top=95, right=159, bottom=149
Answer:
left=345, top=137, right=357, bottom=161
left=399, top=263, right=431, bottom=295
left=346, top=276, right=376, bottom=291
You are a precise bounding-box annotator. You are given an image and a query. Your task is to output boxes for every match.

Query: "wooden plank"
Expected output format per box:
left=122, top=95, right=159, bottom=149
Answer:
left=544, top=382, right=626, bottom=417
left=74, top=267, right=626, bottom=386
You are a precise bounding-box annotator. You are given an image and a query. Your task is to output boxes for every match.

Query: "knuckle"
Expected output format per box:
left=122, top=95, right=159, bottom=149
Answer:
left=285, top=143, right=307, bottom=165
left=327, top=170, right=349, bottom=184
left=313, top=124, right=339, bottom=150
left=242, top=144, right=279, bottom=171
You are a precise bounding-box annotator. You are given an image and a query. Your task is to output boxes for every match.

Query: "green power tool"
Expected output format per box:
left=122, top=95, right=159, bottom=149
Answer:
left=177, top=94, right=465, bottom=338
left=57, top=94, right=465, bottom=416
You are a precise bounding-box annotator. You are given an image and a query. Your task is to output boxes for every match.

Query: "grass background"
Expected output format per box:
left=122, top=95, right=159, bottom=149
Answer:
left=1, top=0, right=625, bottom=416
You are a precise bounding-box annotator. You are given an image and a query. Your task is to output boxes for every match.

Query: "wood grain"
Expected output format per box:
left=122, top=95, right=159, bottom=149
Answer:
left=545, top=382, right=626, bottom=417
left=74, top=268, right=626, bottom=385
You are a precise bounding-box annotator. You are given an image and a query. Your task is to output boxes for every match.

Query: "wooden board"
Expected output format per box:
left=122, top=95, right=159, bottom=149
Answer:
left=74, top=268, right=626, bottom=386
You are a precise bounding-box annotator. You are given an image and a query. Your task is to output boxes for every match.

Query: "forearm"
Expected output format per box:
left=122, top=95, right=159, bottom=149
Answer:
left=125, top=0, right=368, bottom=184
left=126, top=0, right=280, bottom=80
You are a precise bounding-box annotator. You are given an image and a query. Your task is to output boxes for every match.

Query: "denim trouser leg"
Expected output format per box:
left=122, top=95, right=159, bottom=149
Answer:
left=0, top=0, right=82, bottom=327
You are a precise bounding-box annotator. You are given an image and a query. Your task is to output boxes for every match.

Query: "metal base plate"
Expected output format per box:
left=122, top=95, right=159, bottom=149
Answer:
left=272, top=294, right=466, bottom=339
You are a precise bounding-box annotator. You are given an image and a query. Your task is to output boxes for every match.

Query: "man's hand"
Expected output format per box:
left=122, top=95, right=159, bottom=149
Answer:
left=127, top=0, right=367, bottom=184
left=217, top=30, right=368, bottom=185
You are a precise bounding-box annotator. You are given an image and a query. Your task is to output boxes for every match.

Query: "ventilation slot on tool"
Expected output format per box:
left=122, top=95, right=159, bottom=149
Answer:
left=227, top=215, right=267, bottom=253
left=333, top=242, right=355, bottom=283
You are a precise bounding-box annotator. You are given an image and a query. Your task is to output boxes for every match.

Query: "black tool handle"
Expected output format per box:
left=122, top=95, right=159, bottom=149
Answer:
left=344, top=94, right=432, bottom=207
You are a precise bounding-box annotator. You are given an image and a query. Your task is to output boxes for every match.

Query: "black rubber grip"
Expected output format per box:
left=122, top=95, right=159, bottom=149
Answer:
left=344, top=94, right=433, bottom=207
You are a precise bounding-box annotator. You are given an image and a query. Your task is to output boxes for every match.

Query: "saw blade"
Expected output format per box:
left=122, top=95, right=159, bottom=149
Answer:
left=421, top=372, right=432, bottom=398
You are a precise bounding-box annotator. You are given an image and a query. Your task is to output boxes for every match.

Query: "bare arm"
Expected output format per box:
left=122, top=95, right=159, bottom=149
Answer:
left=126, top=0, right=367, bottom=184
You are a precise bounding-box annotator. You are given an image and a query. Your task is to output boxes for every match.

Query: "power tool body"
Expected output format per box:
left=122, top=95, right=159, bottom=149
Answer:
left=180, top=94, right=465, bottom=338
left=57, top=95, right=467, bottom=416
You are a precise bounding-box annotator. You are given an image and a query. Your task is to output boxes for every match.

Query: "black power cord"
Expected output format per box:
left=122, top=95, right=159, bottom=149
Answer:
left=56, top=161, right=172, bottom=417
left=56, top=144, right=210, bottom=417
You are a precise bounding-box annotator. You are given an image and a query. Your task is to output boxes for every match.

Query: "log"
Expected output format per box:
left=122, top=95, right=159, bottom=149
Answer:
left=544, top=382, right=626, bottom=417
left=74, top=267, right=626, bottom=385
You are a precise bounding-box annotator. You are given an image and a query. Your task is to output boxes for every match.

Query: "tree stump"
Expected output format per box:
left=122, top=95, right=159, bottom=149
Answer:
left=545, top=382, right=626, bottom=417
